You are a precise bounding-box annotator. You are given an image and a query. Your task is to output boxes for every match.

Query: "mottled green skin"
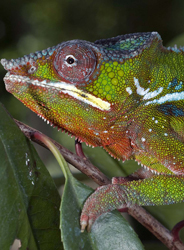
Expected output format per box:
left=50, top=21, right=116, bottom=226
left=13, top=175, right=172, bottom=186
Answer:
left=1, top=32, right=184, bottom=230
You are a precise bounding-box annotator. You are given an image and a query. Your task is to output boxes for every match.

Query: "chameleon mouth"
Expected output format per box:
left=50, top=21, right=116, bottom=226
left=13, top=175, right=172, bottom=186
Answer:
left=3, top=73, right=111, bottom=111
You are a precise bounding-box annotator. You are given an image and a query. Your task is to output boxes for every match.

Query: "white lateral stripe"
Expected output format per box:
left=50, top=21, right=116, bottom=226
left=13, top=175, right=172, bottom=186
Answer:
left=145, top=91, right=184, bottom=106
left=47, top=82, right=111, bottom=111
left=143, top=87, right=163, bottom=100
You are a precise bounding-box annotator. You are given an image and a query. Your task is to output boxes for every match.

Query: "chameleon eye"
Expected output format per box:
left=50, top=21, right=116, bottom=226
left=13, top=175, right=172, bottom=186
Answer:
left=65, top=55, right=77, bottom=67
left=54, top=43, right=96, bottom=82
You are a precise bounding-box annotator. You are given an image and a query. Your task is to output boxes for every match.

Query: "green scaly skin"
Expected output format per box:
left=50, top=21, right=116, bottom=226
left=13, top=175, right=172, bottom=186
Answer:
left=1, top=32, right=184, bottom=231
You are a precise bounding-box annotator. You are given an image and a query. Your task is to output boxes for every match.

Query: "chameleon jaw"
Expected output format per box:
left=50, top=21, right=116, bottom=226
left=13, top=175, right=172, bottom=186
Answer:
left=4, top=73, right=111, bottom=111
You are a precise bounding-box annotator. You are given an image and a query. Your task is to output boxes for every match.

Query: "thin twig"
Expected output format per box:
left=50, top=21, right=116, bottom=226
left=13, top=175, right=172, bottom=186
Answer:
left=15, top=119, right=184, bottom=250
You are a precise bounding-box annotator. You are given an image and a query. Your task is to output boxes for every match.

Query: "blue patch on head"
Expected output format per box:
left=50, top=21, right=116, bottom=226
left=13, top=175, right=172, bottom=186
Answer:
left=167, top=78, right=183, bottom=91
left=158, top=104, right=184, bottom=117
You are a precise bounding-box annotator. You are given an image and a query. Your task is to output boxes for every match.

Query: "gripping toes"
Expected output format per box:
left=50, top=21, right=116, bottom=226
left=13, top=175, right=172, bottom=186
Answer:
left=80, top=184, right=127, bottom=232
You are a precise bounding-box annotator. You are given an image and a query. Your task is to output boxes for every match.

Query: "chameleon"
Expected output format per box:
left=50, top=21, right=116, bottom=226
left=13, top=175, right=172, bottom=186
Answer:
left=1, top=32, right=184, bottom=232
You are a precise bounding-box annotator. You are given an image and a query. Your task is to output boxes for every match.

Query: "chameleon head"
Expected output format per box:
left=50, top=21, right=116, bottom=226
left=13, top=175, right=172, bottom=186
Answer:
left=1, top=32, right=160, bottom=150
left=0, top=39, right=116, bottom=146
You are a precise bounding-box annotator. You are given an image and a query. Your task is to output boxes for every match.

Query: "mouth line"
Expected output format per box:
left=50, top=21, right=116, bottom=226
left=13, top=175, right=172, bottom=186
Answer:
left=4, top=73, right=111, bottom=111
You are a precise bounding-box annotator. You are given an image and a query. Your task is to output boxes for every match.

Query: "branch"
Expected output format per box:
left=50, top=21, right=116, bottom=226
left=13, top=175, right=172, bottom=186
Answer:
left=128, top=205, right=184, bottom=250
left=15, top=119, right=184, bottom=250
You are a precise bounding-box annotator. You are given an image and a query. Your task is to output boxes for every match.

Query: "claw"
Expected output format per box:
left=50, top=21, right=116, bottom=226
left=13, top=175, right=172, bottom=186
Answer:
left=87, top=217, right=95, bottom=232
left=80, top=214, right=88, bottom=232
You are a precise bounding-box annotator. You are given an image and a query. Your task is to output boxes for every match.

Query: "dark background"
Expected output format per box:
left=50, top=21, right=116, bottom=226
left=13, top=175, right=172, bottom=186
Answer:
left=1, top=1, right=184, bottom=249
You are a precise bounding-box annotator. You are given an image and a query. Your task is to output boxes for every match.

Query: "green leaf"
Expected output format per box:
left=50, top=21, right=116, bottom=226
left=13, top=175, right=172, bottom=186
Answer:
left=0, top=104, right=62, bottom=250
left=60, top=177, right=95, bottom=250
left=91, top=211, right=144, bottom=250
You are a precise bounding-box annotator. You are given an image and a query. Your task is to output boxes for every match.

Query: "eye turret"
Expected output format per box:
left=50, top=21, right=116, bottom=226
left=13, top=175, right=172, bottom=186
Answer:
left=54, top=43, right=96, bottom=82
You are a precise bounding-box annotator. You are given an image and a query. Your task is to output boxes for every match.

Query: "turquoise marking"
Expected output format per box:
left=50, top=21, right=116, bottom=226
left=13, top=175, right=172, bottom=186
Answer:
left=167, top=78, right=178, bottom=89
left=175, top=81, right=183, bottom=90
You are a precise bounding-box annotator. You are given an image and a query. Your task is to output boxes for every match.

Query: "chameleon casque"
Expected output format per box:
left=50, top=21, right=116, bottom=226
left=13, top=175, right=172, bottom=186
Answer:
left=1, top=32, right=184, bottom=232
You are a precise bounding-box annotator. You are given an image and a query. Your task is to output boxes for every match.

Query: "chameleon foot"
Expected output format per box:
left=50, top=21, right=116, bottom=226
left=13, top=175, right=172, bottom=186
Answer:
left=80, top=184, right=127, bottom=232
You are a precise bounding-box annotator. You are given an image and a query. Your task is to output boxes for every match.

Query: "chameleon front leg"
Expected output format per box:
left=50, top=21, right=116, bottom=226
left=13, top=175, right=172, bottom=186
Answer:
left=80, top=175, right=184, bottom=231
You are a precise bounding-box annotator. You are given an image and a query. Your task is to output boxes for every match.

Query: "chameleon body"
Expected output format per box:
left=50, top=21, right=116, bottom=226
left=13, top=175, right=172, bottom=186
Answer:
left=1, top=32, right=184, bottom=231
